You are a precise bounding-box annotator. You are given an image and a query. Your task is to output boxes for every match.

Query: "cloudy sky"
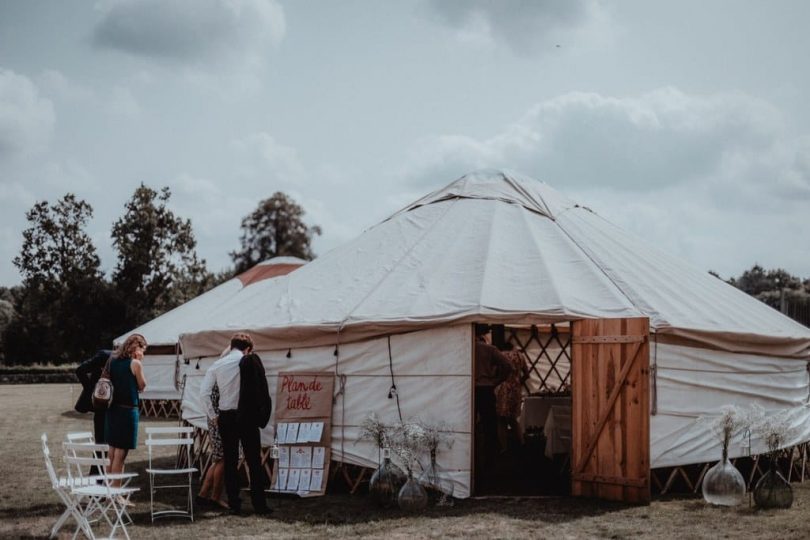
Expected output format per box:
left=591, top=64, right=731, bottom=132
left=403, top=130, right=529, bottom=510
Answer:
left=1, top=0, right=809, bottom=286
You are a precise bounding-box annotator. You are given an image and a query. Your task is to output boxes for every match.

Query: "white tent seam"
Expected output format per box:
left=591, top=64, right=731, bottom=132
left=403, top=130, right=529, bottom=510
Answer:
left=519, top=204, right=565, bottom=311
left=337, top=198, right=459, bottom=332
left=553, top=209, right=645, bottom=317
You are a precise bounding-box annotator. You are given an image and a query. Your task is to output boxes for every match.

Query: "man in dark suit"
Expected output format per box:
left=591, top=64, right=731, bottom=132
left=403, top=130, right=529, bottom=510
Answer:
left=201, top=333, right=272, bottom=516
left=236, top=352, right=272, bottom=512
left=75, top=349, right=112, bottom=444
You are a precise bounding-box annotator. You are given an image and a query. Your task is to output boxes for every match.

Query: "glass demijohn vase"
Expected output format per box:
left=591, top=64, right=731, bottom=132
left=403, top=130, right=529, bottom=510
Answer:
left=701, top=456, right=746, bottom=506
left=418, top=449, right=455, bottom=506
left=369, top=448, right=406, bottom=508
left=753, top=457, right=793, bottom=509
left=398, top=474, right=428, bottom=512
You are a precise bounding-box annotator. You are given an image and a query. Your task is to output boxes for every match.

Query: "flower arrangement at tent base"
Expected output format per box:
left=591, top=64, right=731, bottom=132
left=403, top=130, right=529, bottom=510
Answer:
left=358, top=413, right=405, bottom=508
left=699, top=405, right=748, bottom=506
left=416, top=421, right=456, bottom=506
left=749, top=405, right=796, bottom=509
left=359, top=415, right=457, bottom=511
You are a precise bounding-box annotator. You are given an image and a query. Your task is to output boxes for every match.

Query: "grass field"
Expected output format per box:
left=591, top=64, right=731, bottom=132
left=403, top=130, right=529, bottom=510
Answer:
left=2, top=383, right=809, bottom=539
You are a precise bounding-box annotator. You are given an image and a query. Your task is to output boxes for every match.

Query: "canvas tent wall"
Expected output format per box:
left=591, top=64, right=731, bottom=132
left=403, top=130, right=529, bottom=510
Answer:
left=178, top=170, right=810, bottom=500
left=114, top=257, right=305, bottom=407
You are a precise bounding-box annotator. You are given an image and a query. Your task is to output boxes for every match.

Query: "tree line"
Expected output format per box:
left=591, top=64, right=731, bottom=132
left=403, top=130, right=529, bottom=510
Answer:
left=1, top=186, right=808, bottom=365
left=0, top=185, right=320, bottom=365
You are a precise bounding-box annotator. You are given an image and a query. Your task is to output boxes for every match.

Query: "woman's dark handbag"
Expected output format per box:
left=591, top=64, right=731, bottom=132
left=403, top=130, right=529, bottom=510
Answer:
left=92, top=355, right=114, bottom=410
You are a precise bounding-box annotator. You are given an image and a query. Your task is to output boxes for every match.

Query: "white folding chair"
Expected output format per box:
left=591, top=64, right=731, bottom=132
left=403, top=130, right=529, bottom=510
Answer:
left=66, top=431, right=95, bottom=444
left=145, top=426, right=198, bottom=522
left=41, top=434, right=94, bottom=539
left=63, top=434, right=137, bottom=490
left=64, top=442, right=139, bottom=540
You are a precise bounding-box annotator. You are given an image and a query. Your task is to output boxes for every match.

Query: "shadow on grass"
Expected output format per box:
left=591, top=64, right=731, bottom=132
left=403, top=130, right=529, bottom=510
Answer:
left=115, top=456, right=640, bottom=531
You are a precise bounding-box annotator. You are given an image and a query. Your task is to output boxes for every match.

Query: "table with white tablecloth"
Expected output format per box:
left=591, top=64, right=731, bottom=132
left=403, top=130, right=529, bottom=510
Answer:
left=543, top=404, right=572, bottom=459
left=520, top=395, right=571, bottom=431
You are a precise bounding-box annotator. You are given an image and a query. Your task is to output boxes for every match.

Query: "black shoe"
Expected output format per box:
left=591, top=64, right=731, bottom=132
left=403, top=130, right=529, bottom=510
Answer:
left=228, top=507, right=243, bottom=516
left=254, top=507, right=273, bottom=516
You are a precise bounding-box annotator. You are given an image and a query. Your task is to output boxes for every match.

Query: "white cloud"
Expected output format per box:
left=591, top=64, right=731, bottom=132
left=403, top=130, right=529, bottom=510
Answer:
left=92, top=0, right=285, bottom=71
left=395, top=87, right=810, bottom=276
left=37, top=69, right=94, bottom=102
left=107, top=85, right=140, bottom=117
left=167, top=134, right=330, bottom=272
left=403, top=88, right=791, bottom=195
left=423, top=0, right=611, bottom=54
left=0, top=68, right=55, bottom=160
left=230, top=133, right=307, bottom=187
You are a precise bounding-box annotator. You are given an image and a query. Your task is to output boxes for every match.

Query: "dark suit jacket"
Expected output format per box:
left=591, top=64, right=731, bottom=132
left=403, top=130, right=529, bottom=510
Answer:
left=74, top=349, right=112, bottom=413
left=238, top=353, right=272, bottom=428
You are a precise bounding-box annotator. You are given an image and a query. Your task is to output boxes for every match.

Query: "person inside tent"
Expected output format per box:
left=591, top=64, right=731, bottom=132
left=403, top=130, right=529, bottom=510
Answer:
left=474, top=324, right=514, bottom=490
left=495, top=342, right=526, bottom=454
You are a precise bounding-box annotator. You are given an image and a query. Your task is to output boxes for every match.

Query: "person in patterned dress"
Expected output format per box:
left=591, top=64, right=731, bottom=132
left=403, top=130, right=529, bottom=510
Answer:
left=197, top=383, right=228, bottom=509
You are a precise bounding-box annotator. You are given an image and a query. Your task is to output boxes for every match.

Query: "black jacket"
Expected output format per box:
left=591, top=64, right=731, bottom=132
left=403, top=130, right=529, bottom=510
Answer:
left=75, top=349, right=112, bottom=413
left=237, top=353, right=272, bottom=428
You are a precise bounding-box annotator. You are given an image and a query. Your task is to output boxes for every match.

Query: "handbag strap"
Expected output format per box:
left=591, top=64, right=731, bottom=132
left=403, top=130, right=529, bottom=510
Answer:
left=101, top=353, right=114, bottom=378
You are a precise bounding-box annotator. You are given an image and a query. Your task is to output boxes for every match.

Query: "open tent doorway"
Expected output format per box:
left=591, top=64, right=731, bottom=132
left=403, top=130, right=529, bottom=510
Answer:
left=473, top=321, right=575, bottom=496
left=473, top=317, right=651, bottom=504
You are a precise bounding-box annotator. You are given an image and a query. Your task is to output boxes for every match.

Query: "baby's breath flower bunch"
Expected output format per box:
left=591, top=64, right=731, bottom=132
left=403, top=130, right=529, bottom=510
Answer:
left=699, top=405, right=749, bottom=460
left=358, top=412, right=392, bottom=449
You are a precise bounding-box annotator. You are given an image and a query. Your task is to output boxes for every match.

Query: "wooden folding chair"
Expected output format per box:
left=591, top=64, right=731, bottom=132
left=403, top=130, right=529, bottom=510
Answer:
left=145, top=426, right=198, bottom=522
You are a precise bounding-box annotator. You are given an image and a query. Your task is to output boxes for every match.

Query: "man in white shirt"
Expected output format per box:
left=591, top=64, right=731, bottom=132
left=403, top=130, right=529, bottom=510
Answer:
left=199, top=332, right=270, bottom=516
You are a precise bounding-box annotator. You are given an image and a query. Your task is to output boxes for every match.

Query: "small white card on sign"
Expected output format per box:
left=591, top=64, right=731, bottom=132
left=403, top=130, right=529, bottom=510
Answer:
left=278, top=446, right=290, bottom=468
left=285, top=422, right=300, bottom=444
left=310, top=469, right=324, bottom=491
left=275, top=423, right=288, bottom=443
left=287, top=468, right=301, bottom=491
left=299, top=469, right=312, bottom=493
left=276, top=468, right=288, bottom=491
left=308, top=422, right=324, bottom=442
left=312, top=446, right=326, bottom=469
left=297, top=422, right=311, bottom=443
left=291, top=446, right=312, bottom=469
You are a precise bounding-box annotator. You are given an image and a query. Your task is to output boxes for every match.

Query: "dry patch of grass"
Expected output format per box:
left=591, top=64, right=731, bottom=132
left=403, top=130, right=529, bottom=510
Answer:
left=2, top=384, right=810, bottom=539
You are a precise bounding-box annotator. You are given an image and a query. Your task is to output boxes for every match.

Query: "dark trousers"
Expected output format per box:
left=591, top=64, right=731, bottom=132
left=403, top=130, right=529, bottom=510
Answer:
left=219, top=410, right=267, bottom=512
left=475, top=386, right=498, bottom=491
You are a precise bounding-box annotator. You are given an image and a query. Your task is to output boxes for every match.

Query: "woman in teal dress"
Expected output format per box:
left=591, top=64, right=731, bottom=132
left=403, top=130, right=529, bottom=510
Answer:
left=105, top=333, right=147, bottom=487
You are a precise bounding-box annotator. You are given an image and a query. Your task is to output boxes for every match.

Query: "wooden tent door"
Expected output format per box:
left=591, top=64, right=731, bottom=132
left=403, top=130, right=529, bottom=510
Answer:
left=571, top=317, right=650, bottom=503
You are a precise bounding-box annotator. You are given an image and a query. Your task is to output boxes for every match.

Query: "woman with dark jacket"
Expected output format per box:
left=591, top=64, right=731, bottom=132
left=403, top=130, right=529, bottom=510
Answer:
left=75, top=349, right=113, bottom=444
left=106, top=334, right=147, bottom=491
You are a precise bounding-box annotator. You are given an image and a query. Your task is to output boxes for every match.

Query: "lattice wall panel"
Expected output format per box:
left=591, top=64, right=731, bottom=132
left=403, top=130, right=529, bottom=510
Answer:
left=506, top=324, right=571, bottom=394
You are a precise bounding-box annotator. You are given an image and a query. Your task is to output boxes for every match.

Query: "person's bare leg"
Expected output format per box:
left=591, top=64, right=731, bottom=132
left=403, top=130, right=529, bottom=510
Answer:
left=198, top=466, right=214, bottom=499
left=108, top=447, right=128, bottom=488
left=211, top=461, right=228, bottom=507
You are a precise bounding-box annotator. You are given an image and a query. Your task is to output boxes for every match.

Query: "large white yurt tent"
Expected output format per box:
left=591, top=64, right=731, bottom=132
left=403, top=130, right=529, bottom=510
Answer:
left=178, top=170, right=810, bottom=500
left=115, top=257, right=305, bottom=406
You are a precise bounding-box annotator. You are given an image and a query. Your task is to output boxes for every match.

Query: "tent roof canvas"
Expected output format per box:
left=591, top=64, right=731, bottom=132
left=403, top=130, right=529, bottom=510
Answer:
left=179, top=170, right=810, bottom=359
left=115, top=256, right=306, bottom=347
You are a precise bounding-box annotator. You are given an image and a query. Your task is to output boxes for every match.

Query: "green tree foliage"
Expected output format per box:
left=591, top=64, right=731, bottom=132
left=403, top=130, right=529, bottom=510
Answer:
left=3, top=195, right=122, bottom=364
left=728, top=265, right=810, bottom=326
left=111, top=184, right=211, bottom=327
left=728, top=264, right=807, bottom=307
left=14, top=195, right=101, bottom=291
left=230, top=192, right=322, bottom=274
left=0, top=287, right=17, bottom=362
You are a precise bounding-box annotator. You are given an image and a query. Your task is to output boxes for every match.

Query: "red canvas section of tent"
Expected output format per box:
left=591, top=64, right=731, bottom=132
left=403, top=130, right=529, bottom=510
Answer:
left=237, top=263, right=302, bottom=287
